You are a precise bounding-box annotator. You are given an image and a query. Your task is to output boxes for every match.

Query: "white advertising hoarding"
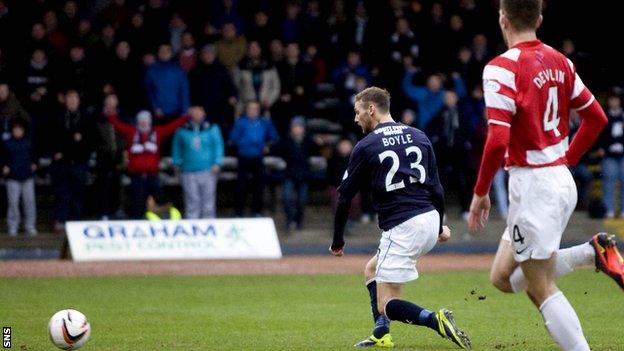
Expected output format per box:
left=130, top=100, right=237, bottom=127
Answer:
left=65, top=218, right=282, bottom=261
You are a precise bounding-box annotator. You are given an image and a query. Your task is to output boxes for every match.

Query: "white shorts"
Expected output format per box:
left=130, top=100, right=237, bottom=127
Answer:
left=501, top=165, right=577, bottom=262
left=376, top=210, right=439, bottom=283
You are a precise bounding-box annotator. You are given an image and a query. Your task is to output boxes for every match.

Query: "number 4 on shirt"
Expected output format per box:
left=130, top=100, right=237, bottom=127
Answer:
left=543, top=86, right=561, bottom=137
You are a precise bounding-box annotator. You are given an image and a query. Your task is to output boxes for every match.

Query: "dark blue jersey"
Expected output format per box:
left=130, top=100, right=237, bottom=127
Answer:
left=337, top=122, right=445, bottom=231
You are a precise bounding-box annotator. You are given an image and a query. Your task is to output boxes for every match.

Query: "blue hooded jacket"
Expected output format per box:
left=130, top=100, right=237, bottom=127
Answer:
left=229, top=116, right=279, bottom=158
left=402, top=72, right=467, bottom=130
left=145, top=60, right=190, bottom=116
left=172, top=121, right=224, bottom=172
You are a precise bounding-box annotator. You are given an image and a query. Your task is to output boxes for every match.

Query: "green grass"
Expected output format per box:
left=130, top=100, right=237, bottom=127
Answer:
left=1, top=270, right=622, bottom=350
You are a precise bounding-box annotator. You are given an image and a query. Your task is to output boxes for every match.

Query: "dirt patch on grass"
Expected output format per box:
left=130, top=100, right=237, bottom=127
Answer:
left=0, top=254, right=494, bottom=278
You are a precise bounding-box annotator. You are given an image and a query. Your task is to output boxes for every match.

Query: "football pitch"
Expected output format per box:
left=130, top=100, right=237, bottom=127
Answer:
left=1, top=270, right=622, bottom=350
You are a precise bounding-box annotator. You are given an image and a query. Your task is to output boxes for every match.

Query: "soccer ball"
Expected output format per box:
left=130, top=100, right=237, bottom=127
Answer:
left=48, top=309, right=91, bottom=350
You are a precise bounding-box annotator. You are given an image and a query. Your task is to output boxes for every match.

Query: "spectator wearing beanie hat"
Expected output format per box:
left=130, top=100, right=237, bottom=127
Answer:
left=106, top=108, right=189, bottom=218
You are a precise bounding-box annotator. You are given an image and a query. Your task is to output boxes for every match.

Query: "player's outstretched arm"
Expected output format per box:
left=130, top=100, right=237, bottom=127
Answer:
left=469, top=124, right=510, bottom=232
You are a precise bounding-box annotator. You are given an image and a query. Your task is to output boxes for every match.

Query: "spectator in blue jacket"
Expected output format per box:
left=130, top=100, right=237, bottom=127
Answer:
left=145, top=44, right=190, bottom=120
left=229, top=100, right=278, bottom=217
left=402, top=61, right=467, bottom=130
left=172, top=106, right=224, bottom=219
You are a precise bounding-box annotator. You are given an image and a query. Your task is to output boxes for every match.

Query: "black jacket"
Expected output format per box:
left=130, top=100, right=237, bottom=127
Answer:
left=53, top=108, right=94, bottom=164
left=2, top=135, right=34, bottom=181
left=189, top=60, right=237, bottom=124
left=274, top=136, right=315, bottom=181
left=600, top=108, right=624, bottom=159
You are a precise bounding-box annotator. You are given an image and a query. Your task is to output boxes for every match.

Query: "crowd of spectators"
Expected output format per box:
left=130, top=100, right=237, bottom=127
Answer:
left=0, top=0, right=622, bottom=235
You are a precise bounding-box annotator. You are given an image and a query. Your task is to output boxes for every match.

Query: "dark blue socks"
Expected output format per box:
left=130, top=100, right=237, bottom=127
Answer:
left=384, top=299, right=438, bottom=331
left=367, top=280, right=391, bottom=338
left=366, top=280, right=380, bottom=322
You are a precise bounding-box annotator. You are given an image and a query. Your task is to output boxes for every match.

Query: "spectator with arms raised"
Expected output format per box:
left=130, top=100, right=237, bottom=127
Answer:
left=106, top=108, right=189, bottom=219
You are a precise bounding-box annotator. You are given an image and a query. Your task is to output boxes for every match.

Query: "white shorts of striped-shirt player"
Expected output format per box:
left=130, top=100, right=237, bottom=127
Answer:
left=501, top=165, right=577, bottom=262
left=375, top=210, right=440, bottom=283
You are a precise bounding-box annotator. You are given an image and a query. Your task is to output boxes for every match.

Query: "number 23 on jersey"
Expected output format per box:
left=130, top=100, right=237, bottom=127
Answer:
left=378, top=146, right=426, bottom=192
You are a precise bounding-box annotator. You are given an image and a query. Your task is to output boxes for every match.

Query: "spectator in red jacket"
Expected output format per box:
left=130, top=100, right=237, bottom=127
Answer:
left=106, top=109, right=188, bottom=218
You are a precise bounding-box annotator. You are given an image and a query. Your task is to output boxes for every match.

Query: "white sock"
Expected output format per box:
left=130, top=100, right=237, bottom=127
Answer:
left=558, top=243, right=595, bottom=268
left=539, top=292, right=589, bottom=351
left=509, top=243, right=595, bottom=293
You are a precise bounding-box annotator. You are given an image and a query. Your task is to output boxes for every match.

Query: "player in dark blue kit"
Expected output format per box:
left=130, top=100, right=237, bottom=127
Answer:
left=330, top=87, right=471, bottom=348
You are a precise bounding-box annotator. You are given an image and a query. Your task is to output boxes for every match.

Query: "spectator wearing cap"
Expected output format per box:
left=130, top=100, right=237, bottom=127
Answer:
left=273, top=116, right=316, bottom=231
left=229, top=100, right=278, bottom=217
left=172, top=106, right=224, bottom=219
left=144, top=44, right=190, bottom=120
left=189, top=44, right=237, bottom=127
left=106, top=109, right=189, bottom=219
left=215, top=22, right=246, bottom=71
left=51, top=90, right=94, bottom=230
left=233, top=41, right=280, bottom=114
left=0, top=82, right=30, bottom=142
left=2, top=118, right=36, bottom=236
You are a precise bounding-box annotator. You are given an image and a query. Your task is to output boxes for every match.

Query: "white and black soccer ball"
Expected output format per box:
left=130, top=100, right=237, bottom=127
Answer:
left=48, top=309, right=91, bottom=350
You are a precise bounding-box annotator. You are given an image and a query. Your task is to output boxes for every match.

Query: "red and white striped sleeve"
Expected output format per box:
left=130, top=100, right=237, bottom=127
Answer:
left=482, top=53, right=519, bottom=127
left=567, top=58, right=595, bottom=111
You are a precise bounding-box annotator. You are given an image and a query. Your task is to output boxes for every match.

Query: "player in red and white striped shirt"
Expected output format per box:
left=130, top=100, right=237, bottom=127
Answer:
left=468, top=1, right=623, bottom=350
